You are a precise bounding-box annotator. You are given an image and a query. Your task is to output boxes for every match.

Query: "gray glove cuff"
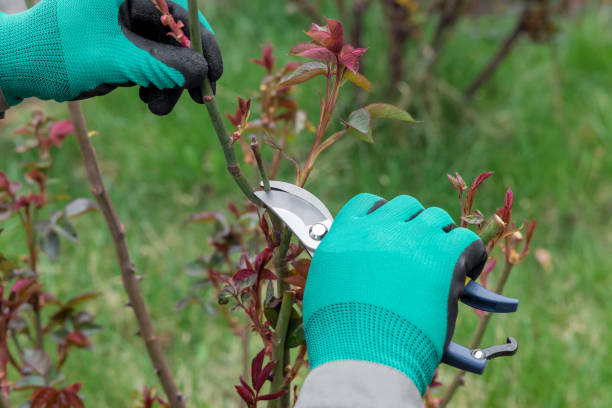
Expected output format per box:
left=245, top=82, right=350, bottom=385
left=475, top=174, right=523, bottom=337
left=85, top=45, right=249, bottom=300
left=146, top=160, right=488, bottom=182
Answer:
left=295, top=360, right=424, bottom=408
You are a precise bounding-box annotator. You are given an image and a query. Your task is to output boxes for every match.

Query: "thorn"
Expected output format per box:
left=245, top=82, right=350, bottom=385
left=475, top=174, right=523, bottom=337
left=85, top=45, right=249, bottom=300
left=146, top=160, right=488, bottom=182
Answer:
left=154, top=368, right=161, bottom=375
left=204, top=96, right=214, bottom=103
left=135, top=331, right=141, bottom=337
left=125, top=302, right=132, bottom=308
left=177, top=393, right=185, bottom=401
left=136, top=275, right=144, bottom=282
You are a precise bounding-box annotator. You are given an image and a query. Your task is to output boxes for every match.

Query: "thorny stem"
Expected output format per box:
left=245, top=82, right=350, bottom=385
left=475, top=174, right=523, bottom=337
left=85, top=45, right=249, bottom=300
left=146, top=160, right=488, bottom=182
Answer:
left=466, top=21, right=523, bottom=99
left=285, top=343, right=307, bottom=386
left=187, top=0, right=261, bottom=206
left=268, top=291, right=294, bottom=408
left=262, top=228, right=293, bottom=408
left=439, top=258, right=514, bottom=407
left=67, top=101, right=185, bottom=408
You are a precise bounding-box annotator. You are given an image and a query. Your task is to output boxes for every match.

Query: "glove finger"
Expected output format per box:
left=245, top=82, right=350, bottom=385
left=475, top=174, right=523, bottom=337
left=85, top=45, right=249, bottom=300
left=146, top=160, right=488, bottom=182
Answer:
left=166, top=1, right=224, bottom=82
left=72, top=82, right=132, bottom=101
left=451, top=231, right=488, bottom=280
left=414, top=206, right=456, bottom=232
left=123, top=28, right=209, bottom=90
left=444, top=237, right=488, bottom=350
left=119, top=0, right=209, bottom=90
left=335, top=193, right=386, bottom=222
left=188, top=87, right=204, bottom=104
left=188, top=81, right=218, bottom=104
left=367, top=195, right=424, bottom=221
left=139, top=86, right=182, bottom=116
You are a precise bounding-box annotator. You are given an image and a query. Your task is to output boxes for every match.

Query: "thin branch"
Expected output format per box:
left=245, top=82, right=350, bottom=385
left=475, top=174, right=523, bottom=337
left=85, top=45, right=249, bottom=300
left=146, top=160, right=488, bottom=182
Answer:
left=250, top=136, right=270, bottom=192
left=268, top=290, right=295, bottom=408
left=465, top=21, right=523, bottom=99
left=267, top=229, right=293, bottom=408
left=439, top=259, right=514, bottom=407
left=349, top=0, right=372, bottom=48
left=381, top=0, right=414, bottom=91
left=431, top=0, right=465, bottom=54
left=187, top=0, right=262, bottom=207
left=66, top=101, right=185, bottom=408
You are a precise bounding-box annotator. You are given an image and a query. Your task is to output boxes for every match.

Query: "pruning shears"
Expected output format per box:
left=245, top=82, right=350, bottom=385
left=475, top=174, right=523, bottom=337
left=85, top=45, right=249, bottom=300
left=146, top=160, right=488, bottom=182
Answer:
left=255, top=181, right=518, bottom=374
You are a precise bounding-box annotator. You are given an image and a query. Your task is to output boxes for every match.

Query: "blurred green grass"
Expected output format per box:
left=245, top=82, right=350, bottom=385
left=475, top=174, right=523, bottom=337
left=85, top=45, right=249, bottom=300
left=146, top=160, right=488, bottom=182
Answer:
left=1, top=1, right=612, bottom=407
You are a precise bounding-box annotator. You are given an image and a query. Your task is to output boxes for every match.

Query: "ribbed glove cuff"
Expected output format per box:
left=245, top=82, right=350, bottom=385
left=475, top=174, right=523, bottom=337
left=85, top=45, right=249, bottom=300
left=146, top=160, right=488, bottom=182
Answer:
left=304, top=302, right=440, bottom=395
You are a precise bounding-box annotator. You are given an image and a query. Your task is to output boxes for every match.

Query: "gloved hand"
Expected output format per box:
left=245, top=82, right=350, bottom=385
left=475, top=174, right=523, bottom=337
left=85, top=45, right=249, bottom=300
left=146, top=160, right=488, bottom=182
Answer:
left=0, top=0, right=222, bottom=115
left=303, top=194, right=488, bottom=395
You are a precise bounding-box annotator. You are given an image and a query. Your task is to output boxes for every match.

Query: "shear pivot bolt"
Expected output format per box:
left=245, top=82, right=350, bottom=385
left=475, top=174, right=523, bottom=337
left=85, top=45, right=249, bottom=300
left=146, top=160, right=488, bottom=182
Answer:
left=309, top=223, right=328, bottom=240
left=472, top=349, right=485, bottom=360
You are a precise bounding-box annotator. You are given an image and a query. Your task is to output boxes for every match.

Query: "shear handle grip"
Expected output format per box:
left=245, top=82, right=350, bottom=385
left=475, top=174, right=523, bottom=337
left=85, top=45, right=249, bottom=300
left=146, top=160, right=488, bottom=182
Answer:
left=442, top=341, right=487, bottom=374
left=461, top=280, right=519, bottom=313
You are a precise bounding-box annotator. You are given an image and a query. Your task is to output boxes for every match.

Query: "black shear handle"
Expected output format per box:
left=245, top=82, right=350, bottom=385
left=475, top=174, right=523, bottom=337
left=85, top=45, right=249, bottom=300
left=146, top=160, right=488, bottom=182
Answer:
left=442, top=338, right=518, bottom=374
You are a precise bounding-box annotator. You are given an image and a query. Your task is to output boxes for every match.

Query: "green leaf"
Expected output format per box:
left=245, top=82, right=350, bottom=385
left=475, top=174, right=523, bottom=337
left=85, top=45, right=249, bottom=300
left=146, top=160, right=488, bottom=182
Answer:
left=186, top=258, right=208, bottom=277
left=462, top=213, right=485, bottom=225
left=41, top=230, right=60, bottom=262
left=346, top=108, right=373, bottom=143
left=65, top=198, right=99, bottom=218
left=264, top=302, right=281, bottom=328
left=344, top=70, right=371, bottom=91
left=0, top=252, right=18, bottom=275
left=191, top=279, right=213, bottom=291
left=364, top=103, right=417, bottom=122
left=52, top=217, right=78, bottom=243
left=280, top=62, right=327, bottom=87
left=78, top=322, right=103, bottom=337
left=175, top=295, right=203, bottom=311
left=286, top=324, right=305, bottom=349
left=16, top=375, right=46, bottom=390
left=0, top=202, right=12, bottom=222
left=50, top=328, right=70, bottom=344
left=22, top=349, right=51, bottom=376
left=218, top=286, right=233, bottom=305
left=65, top=292, right=100, bottom=308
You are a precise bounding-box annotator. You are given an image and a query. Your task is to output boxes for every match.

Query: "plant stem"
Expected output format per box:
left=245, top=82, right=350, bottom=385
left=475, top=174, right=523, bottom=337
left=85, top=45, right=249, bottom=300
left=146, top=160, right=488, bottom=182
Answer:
left=19, top=209, right=43, bottom=350
left=250, top=136, right=270, bottom=192
left=439, top=259, right=514, bottom=407
left=0, top=393, right=9, bottom=408
left=300, top=67, right=343, bottom=187
left=187, top=0, right=261, bottom=206
left=465, top=21, right=523, bottom=99
left=67, top=101, right=185, bottom=408
left=479, top=214, right=505, bottom=247
left=268, top=291, right=294, bottom=408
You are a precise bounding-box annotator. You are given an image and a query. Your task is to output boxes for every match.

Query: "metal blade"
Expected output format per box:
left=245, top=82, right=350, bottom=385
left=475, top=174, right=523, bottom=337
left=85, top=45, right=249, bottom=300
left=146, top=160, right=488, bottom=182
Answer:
left=254, top=181, right=333, bottom=256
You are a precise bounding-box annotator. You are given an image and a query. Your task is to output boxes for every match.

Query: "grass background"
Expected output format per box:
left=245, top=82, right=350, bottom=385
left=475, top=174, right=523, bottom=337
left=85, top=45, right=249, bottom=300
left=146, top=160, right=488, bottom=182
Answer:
left=1, top=1, right=612, bottom=406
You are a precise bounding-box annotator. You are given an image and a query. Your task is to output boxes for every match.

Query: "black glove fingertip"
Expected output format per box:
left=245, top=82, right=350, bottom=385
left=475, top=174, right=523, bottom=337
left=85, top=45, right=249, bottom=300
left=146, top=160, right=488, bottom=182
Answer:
left=140, top=86, right=182, bottom=116
left=188, top=87, right=204, bottom=104
left=201, top=28, right=224, bottom=81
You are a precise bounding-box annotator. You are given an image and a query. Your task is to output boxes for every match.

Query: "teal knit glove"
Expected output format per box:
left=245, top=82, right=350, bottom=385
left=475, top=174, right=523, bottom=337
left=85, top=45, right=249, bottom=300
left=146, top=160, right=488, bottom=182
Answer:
left=0, top=0, right=222, bottom=115
left=303, top=194, right=488, bottom=395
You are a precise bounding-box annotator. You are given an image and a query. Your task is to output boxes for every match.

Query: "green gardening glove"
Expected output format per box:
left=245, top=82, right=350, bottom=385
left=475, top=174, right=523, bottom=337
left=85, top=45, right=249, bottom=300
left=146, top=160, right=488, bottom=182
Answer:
left=303, top=194, right=488, bottom=395
left=0, top=0, right=222, bottom=115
